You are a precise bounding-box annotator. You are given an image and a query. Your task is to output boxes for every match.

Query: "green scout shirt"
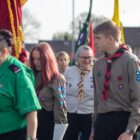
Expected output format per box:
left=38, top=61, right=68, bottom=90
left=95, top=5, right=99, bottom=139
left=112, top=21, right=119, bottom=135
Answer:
left=0, top=55, right=41, bottom=134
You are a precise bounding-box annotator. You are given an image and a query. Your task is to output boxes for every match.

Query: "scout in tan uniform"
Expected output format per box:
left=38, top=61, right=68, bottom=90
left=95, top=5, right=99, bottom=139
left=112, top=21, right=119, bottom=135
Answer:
left=29, top=42, right=68, bottom=140
left=0, top=30, right=41, bottom=140
left=89, top=21, right=140, bottom=140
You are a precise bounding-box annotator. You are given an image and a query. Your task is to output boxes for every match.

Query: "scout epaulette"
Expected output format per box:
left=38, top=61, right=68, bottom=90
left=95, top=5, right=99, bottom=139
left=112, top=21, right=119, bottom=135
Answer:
left=8, top=64, right=22, bottom=74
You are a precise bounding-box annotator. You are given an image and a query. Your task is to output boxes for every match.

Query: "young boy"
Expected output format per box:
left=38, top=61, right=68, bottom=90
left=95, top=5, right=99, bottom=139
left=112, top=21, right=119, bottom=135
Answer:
left=91, top=20, right=140, bottom=140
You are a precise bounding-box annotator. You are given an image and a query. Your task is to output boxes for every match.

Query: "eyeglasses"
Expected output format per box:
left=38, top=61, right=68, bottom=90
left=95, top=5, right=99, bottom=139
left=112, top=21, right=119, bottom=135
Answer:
left=78, top=56, right=93, bottom=60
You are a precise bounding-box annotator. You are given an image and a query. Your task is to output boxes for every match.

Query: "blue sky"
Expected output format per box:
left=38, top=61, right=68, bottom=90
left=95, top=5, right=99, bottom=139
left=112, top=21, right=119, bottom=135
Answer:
left=23, top=0, right=140, bottom=40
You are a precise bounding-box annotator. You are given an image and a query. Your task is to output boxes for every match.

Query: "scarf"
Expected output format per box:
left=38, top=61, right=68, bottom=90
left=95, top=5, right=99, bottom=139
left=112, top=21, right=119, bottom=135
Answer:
left=102, top=47, right=126, bottom=100
left=77, top=65, right=93, bottom=99
left=35, top=72, right=43, bottom=95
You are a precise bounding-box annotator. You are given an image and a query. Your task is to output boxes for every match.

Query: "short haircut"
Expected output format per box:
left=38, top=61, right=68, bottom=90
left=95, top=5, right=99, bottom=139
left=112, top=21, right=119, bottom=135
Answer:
left=75, top=45, right=93, bottom=58
left=75, top=45, right=95, bottom=65
left=93, top=20, right=121, bottom=42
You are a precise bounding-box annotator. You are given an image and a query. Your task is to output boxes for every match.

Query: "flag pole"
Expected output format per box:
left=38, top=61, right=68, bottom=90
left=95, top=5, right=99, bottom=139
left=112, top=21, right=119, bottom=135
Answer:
left=71, top=0, right=93, bottom=65
left=71, top=0, right=75, bottom=59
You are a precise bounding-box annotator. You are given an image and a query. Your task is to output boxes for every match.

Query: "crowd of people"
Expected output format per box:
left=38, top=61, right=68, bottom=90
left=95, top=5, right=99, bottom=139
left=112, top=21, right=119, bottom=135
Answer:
left=0, top=20, right=140, bottom=140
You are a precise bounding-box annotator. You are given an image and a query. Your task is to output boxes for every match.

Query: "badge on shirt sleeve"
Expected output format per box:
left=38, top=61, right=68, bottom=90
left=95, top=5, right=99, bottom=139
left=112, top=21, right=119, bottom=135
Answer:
left=8, top=64, right=22, bottom=74
left=59, top=94, right=63, bottom=99
left=57, top=87, right=61, bottom=92
left=136, top=71, right=140, bottom=82
left=136, top=77, right=140, bottom=82
left=136, top=71, right=140, bottom=76
left=61, top=86, right=66, bottom=91
left=129, top=56, right=135, bottom=61
left=60, top=100, right=63, bottom=105
left=61, top=86, right=66, bottom=97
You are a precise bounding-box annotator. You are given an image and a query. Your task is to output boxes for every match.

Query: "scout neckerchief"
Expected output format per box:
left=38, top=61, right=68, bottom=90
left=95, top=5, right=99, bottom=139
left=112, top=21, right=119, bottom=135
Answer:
left=102, top=46, right=126, bottom=100
left=35, top=71, right=44, bottom=95
left=36, top=84, right=43, bottom=95
left=77, top=65, right=93, bottom=99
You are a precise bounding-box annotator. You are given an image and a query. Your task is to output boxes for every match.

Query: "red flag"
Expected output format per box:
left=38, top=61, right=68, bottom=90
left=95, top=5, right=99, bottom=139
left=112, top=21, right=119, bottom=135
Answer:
left=88, top=20, right=96, bottom=56
left=0, top=0, right=22, bottom=36
left=0, top=0, right=27, bottom=64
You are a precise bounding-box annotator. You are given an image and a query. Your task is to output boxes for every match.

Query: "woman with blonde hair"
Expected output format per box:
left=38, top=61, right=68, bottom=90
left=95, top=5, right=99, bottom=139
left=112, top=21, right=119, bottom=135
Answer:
left=56, top=51, right=70, bottom=74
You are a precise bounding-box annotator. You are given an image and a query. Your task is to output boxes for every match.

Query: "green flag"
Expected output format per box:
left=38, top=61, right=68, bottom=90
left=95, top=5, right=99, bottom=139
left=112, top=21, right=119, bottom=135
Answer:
left=72, top=0, right=93, bottom=65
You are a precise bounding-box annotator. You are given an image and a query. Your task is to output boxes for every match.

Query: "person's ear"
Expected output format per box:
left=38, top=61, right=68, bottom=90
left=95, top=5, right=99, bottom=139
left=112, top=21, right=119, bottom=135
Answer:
left=109, top=35, right=114, bottom=42
left=108, top=35, right=114, bottom=43
left=2, top=48, right=8, bottom=55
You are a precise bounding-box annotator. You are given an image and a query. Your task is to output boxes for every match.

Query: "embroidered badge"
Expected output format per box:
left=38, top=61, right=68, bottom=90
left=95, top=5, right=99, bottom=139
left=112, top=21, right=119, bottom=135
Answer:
left=62, top=93, right=66, bottom=97
left=61, top=86, right=66, bottom=91
left=90, top=85, right=94, bottom=88
left=118, top=76, right=123, bottom=81
left=129, top=56, right=135, bottom=61
left=97, top=70, right=101, bottom=77
left=60, top=100, right=63, bottom=104
left=59, top=94, right=63, bottom=98
left=57, top=88, right=61, bottom=92
left=46, top=87, right=49, bottom=91
left=118, top=84, right=124, bottom=90
left=41, top=97, right=46, bottom=101
left=8, top=64, right=22, bottom=74
left=136, top=77, right=140, bottom=82
left=136, top=71, right=140, bottom=76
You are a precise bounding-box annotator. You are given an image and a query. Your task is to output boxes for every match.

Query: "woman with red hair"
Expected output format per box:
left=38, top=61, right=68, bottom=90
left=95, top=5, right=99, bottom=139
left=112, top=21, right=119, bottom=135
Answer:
left=29, top=42, right=68, bottom=140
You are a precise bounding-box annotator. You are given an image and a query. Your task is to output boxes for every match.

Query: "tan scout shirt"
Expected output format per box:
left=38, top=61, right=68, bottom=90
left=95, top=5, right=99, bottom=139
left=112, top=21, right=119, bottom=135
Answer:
left=35, top=72, right=67, bottom=124
left=93, top=51, right=140, bottom=132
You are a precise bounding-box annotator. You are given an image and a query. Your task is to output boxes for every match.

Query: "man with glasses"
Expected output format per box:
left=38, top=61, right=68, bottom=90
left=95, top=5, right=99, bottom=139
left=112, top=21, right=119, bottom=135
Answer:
left=63, top=45, right=95, bottom=140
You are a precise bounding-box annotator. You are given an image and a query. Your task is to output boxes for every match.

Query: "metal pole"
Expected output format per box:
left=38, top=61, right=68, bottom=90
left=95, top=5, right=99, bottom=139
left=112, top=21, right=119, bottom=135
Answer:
left=72, top=0, right=75, bottom=58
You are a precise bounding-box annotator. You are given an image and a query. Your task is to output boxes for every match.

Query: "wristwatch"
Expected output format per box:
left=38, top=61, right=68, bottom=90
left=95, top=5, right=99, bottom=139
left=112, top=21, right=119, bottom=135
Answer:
left=125, top=129, right=135, bottom=135
left=26, top=137, right=37, bottom=140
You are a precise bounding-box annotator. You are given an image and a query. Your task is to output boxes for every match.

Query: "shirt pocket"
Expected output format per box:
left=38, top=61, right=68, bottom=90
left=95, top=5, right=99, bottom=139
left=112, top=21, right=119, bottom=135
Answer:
left=0, top=92, right=13, bottom=111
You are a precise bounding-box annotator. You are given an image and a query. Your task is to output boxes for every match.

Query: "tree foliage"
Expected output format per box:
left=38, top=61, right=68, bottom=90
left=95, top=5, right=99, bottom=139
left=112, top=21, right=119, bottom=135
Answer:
left=52, top=13, right=108, bottom=40
left=22, top=8, right=41, bottom=43
left=71, top=12, right=108, bottom=39
left=52, top=32, right=72, bottom=40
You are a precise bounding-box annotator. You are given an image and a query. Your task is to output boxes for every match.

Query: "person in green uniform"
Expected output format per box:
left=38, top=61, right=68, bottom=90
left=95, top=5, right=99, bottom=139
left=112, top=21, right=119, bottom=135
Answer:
left=0, top=29, right=41, bottom=140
